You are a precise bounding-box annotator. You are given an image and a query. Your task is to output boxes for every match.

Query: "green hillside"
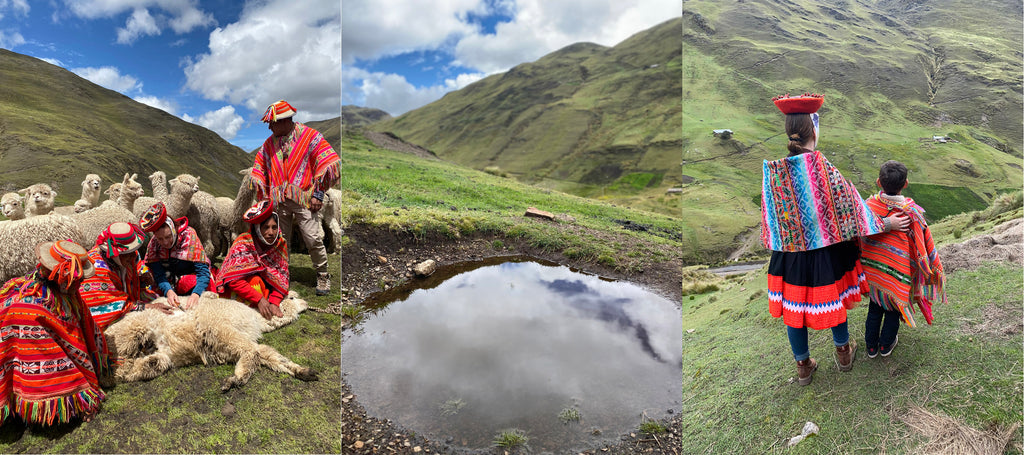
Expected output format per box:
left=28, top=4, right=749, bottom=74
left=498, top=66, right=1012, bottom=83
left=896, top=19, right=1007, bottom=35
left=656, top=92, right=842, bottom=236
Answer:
left=371, top=18, right=683, bottom=216
left=341, top=105, right=390, bottom=128
left=681, top=0, right=1023, bottom=263
left=0, top=49, right=254, bottom=202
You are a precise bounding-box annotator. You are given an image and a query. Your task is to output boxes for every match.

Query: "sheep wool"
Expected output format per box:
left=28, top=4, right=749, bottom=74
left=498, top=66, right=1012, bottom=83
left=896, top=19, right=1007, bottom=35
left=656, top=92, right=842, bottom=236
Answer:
left=0, top=215, right=87, bottom=283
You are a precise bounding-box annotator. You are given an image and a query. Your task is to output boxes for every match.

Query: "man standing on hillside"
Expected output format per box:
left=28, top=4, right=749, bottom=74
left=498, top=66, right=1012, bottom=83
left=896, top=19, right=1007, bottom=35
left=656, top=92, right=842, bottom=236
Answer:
left=252, top=100, right=340, bottom=296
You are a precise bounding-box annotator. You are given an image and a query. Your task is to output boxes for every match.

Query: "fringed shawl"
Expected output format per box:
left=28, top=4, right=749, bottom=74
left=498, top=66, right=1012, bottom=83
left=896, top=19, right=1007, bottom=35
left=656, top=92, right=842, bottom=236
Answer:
left=761, top=150, right=885, bottom=252
left=860, top=193, right=946, bottom=327
left=0, top=272, right=108, bottom=426
left=214, top=232, right=289, bottom=296
left=251, top=123, right=339, bottom=206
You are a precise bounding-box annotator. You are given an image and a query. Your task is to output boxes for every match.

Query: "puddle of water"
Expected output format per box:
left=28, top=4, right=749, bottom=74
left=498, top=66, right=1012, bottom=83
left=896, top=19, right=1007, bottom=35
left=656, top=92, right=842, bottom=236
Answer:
left=343, top=258, right=681, bottom=452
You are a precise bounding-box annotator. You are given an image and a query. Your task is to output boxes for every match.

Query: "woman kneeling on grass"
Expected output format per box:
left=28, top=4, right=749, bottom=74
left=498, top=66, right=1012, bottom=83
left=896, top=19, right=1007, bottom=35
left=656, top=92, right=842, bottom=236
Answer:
left=0, top=240, right=110, bottom=425
left=761, top=93, right=908, bottom=386
left=140, top=202, right=213, bottom=311
left=215, top=200, right=289, bottom=320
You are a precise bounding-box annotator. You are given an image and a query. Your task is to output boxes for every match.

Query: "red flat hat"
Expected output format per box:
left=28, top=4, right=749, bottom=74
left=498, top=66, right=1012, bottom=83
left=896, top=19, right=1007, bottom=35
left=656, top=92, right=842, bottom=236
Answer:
left=772, top=93, right=824, bottom=114
left=244, top=199, right=275, bottom=224
left=140, top=202, right=168, bottom=232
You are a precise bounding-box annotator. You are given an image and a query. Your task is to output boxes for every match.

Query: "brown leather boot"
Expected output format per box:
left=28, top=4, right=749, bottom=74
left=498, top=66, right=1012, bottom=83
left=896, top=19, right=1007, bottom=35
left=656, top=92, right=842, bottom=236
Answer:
left=797, top=358, right=817, bottom=386
left=836, top=339, right=858, bottom=372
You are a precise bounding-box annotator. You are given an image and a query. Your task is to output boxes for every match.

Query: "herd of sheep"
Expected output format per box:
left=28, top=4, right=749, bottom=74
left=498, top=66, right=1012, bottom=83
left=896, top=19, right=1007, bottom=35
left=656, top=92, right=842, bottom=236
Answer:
left=0, top=169, right=343, bottom=284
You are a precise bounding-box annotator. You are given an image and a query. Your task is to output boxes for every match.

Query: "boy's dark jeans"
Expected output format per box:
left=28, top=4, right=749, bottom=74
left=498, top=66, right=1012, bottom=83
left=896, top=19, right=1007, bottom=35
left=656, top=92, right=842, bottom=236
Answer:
left=865, top=299, right=900, bottom=349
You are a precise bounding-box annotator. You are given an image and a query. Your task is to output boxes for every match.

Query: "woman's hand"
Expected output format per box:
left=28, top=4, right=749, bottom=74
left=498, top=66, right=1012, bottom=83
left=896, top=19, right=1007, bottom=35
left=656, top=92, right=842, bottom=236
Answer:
left=885, top=214, right=910, bottom=233
left=166, top=290, right=180, bottom=308
left=184, top=293, right=201, bottom=310
left=147, top=301, right=176, bottom=315
left=257, top=298, right=283, bottom=320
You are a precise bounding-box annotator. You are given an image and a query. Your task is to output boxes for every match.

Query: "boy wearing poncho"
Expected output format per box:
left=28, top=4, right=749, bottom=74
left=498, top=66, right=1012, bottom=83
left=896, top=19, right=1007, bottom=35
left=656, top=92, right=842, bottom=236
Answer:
left=860, top=161, right=946, bottom=358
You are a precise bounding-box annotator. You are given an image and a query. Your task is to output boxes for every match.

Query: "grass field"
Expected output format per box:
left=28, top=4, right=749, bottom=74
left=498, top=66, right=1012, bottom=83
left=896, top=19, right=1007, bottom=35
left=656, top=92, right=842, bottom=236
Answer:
left=0, top=253, right=341, bottom=453
left=342, top=131, right=683, bottom=268
left=680, top=197, right=1023, bottom=453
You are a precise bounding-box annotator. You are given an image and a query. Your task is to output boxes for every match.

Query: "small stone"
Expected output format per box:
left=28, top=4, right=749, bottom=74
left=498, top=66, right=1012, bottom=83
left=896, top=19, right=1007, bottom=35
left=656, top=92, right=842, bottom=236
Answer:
left=525, top=207, right=555, bottom=220
left=220, top=402, right=235, bottom=417
left=630, top=433, right=636, bottom=438
left=413, top=260, right=437, bottom=277
left=686, top=329, right=695, bottom=333
left=354, top=441, right=364, bottom=449
left=413, top=446, right=422, bottom=453
left=378, top=255, right=388, bottom=264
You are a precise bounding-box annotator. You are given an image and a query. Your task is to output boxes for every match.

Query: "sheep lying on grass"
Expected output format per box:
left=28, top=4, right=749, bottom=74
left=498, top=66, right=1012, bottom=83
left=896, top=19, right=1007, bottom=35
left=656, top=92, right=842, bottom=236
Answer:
left=20, top=183, right=56, bottom=217
left=104, top=291, right=319, bottom=391
left=1, top=192, right=25, bottom=221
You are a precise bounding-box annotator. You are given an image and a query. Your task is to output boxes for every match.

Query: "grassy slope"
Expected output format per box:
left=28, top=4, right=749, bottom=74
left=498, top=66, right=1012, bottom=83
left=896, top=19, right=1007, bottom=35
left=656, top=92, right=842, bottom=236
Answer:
left=681, top=0, right=1023, bottom=263
left=680, top=202, right=1023, bottom=453
left=371, top=18, right=683, bottom=217
left=341, top=130, right=684, bottom=267
left=0, top=253, right=342, bottom=453
left=0, top=49, right=253, bottom=202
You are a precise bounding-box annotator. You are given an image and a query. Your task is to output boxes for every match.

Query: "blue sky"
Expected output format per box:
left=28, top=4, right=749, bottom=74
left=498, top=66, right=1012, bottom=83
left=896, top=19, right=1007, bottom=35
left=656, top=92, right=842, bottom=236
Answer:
left=342, top=0, right=682, bottom=117
left=0, top=0, right=341, bottom=151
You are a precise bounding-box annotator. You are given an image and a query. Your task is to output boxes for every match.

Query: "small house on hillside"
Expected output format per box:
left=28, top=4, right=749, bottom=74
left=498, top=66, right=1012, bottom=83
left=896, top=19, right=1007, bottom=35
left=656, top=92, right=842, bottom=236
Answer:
left=713, top=129, right=733, bottom=140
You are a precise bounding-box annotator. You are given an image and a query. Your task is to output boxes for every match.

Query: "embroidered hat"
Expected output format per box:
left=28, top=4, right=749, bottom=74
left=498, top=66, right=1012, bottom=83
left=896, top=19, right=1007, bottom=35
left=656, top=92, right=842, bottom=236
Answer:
left=96, top=222, right=145, bottom=256
left=35, top=240, right=95, bottom=284
left=140, top=202, right=168, bottom=232
left=772, top=93, right=824, bottom=115
left=261, top=100, right=297, bottom=123
left=243, top=199, right=276, bottom=225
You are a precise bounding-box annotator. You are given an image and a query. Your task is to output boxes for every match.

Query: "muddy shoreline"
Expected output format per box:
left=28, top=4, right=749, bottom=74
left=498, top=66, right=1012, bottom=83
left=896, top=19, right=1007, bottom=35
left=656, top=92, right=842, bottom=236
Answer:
left=342, top=222, right=684, bottom=454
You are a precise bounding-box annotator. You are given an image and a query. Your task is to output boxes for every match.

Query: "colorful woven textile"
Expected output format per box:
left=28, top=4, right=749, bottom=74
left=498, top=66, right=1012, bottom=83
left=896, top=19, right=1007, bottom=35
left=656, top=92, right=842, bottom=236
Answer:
left=261, top=100, right=296, bottom=123
left=251, top=123, right=339, bottom=206
left=761, top=150, right=885, bottom=252
left=860, top=193, right=946, bottom=327
left=215, top=232, right=289, bottom=297
left=0, top=272, right=108, bottom=426
left=79, top=247, right=151, bottom=332
left=767, top=241, right=868, bottom=329
left=143, top=224, right=210, bottom=266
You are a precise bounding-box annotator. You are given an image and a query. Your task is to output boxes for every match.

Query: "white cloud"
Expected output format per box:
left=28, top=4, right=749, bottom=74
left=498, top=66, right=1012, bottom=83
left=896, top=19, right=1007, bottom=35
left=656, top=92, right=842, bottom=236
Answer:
left=40, top=57, right=64, bottom=67
left=70, top=66, right=142, bottom=93
left=182, top=105, right=245, bottom=140
left=117, top=8, right=160, bottom=44
left=344, top=67, right=485, bottom=116
left=134, top=95, right=177, bottom=114
left=0, top=29, right=24, bottom=49
left=0, top=0, right=29, bottom=19
left=453, top=0, right=681, bottom=73
left=60, top=0, right=215, bottom=43
left=184, top=0, right=340, bottom=121
left=341, top=0, right=480, bottom=65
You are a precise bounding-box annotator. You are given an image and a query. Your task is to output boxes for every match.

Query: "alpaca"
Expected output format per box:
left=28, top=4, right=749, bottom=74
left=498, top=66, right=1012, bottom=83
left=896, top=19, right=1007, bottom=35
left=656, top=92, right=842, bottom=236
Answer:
left=1, top=192, right=25, bottom=221
left=20, top=183, right=56, bottom=217
left=103, top=182, right=122, bottom=205
left=165, top=174, right=199, bottom=219
left=320, top=188, right=342, bottom=254
left=0, top=215, right=87, bottom=283
left=104, top=291, right=318, bottom=391
left=229, top=168, right=256, bottom=236
left=187, top=188, right=224, bottom=258
left=133, top=170, right=168, bottom=218
left=54, top=174, right=104, bottom=216
left=73, top=174, right=141, bottom=247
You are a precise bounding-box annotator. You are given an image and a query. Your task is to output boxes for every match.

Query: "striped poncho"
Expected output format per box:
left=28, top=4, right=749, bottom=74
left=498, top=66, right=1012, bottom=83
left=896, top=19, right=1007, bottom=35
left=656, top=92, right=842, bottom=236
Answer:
left=859, top=193, right=946, bottom=327
left=251, top=123, right=340, bottom=206
left=761, top=150, right=885, bottom=252
left=79, top=248, right=152, bottom=331
left=0, top=272, right=108, bottom=426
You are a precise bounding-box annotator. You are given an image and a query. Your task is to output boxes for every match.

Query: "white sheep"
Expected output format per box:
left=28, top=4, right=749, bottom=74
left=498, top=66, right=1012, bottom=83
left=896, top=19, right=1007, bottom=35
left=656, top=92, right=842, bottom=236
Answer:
left=1, top=192, right=25, bottom=221
left=20, top=183, right=57, bottom=217
left=54, top=174, right=103, bottom=215
left=0, top=215, right=87, bottom=283
left=104, top=291, right=318, bottom=391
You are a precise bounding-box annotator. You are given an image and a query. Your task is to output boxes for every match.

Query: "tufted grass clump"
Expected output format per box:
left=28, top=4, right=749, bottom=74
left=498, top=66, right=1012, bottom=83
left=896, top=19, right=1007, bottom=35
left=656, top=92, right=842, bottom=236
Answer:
left=439, top=398, right=466, bottom=417
left=558, top=407, right=581, bottom=424
left=639, top=419, right=668, bottom=435
left=493, top=429, right=529, bottom=448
